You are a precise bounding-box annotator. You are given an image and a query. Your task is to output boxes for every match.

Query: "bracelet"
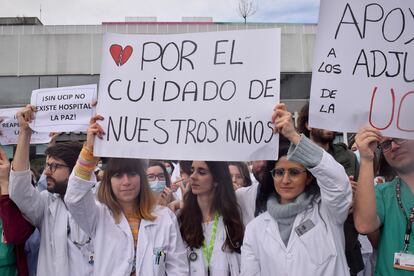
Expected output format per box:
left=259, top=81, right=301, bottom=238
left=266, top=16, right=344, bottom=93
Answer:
left=75, top=146, right=98, bottom=180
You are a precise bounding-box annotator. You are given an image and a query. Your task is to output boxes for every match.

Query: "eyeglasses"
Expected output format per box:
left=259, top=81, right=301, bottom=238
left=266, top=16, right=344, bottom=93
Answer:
left=44, top=162, right=69, bottom=173
left=271, top=168, right=307, bottom=180
left=378, top=138, right=408, bottom=152
left=147, top=173, right=166, bottom=182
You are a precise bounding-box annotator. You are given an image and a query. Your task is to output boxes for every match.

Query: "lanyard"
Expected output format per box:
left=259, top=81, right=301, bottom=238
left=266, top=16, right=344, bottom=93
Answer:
left=131, top=219, right=141, bottom=274
left=395, top=178, right=414, bottom=252
left=202, top=213, right=219, bottom=273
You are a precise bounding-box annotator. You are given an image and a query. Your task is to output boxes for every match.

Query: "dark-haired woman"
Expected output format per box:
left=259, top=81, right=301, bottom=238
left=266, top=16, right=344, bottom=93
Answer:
left=241, top=104, right=352, bottom=276
left=228, top=162, right=252, bottom=190
left=147, top=160, right=176, bottom=207
left=65, top=115, right=188, bottom=276
left=179, top=161, right=244, bottom=275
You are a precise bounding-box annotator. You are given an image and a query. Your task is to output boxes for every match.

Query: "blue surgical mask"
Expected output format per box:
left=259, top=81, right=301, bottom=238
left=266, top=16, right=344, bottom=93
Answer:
left=149, top=180, right=166, bottom=193
left=166, top=167, right=173, bottom=175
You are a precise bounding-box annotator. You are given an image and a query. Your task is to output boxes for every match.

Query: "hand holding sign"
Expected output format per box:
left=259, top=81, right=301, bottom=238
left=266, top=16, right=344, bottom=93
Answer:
left=86, top=115, right=105, bottom=151
left=355, top=127, right=382, bottom=161
left=272, top=103, right=301, bottom=145
left=16, top=105, right=37, bottom=133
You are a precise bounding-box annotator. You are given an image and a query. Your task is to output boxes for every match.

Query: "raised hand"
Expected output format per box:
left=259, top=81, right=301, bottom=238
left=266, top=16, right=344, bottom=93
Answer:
left=355, top=127, right=382, bottom=161
left=159, top=187, right=173, bottom=206
left=271, top=103, right=301, bottom=144
left=16, top=105, right=36, bottom=132
left=85, top=115, right=105, bottom=150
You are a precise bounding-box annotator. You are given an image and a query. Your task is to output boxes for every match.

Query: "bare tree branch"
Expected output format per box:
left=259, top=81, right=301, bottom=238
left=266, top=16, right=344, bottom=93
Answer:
left=237, top=0, right=257, bottom=24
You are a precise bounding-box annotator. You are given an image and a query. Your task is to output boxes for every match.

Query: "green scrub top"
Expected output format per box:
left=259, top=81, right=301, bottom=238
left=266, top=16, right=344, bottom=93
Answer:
left=0, top=219, right=17, bottom=276
left=375, top=178, right=414, bottom=276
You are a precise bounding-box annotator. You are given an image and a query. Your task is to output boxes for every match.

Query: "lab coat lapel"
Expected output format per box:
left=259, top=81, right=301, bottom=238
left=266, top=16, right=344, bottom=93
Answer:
left=136, top=219, right=156, bottom=273
left=264, top=213, right=289, bottom=251
left=212, top=218, right=225, bottom=260
left=48, top=194, right=60, bottom=222
left=48, top=195, right=70, bottom=276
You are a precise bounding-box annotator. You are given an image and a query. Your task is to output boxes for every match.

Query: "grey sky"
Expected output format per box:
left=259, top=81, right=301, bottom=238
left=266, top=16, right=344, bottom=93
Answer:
left=0, top=0, right=320, bottom=25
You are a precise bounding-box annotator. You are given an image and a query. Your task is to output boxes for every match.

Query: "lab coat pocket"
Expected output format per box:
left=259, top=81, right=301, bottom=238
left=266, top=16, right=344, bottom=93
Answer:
left=209, top=260, right=230, bottom=276
left=153, top=247, right=166, bottom=276
left=297, top=222, right=335, bottom=265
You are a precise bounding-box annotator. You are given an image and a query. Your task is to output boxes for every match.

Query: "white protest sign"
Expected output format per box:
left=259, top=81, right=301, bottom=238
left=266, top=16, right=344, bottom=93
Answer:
left=310, top=0, right=414, bottom=139
left=95, top=29, right=281, bottom=161
left=30, top=84, right=97, bottom=132
left=0, top=108, right=51, bottom=145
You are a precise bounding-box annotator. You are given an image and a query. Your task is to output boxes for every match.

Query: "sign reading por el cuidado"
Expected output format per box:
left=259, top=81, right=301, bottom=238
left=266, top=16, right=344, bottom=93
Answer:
left=309, top=0, right=414, bottom=139
left=95, top=29, right=281, bottom=161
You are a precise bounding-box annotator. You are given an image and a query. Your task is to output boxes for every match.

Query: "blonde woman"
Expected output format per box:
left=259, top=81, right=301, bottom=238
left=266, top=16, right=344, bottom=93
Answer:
left=65, top=115, right=188, bottom=276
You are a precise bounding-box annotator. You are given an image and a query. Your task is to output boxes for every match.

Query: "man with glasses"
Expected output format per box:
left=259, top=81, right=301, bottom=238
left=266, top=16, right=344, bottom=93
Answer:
left=354, top=127, right=414, bottom=276
left=297, top=102, right=364, bottom=276
left=8, top=105, right=93, bottom=276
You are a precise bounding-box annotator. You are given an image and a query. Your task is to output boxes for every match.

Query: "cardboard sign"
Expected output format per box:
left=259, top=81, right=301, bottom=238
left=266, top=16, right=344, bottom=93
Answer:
left=30, top=84, right=97, bottom=132
left=310, top=0, right=414, bottom=139
left=94, top=29, right=281, bottom=161
left=0, top=108, right=51, bottom=145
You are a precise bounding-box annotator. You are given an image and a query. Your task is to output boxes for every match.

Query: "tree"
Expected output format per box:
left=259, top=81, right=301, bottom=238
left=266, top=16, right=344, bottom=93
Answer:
left=238, top=0, right=257, bottom=24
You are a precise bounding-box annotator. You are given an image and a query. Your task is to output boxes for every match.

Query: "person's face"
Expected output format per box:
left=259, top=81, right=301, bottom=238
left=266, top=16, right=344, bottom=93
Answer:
left=163, top=162, right=173, bottom=175
left=381, top=138, right=414, bottom=175
left=309, top=128, right=336, bottom=144
left=273, top=157, right=311, bottom=204
left=229, top=165, right=244, bottom=190
left=146, top=165, right=167, bottom=194
left=146, top=165, right=166, bottom=182
left=180, top=170, right=190, bottom=186
left=252, top=160, right=267, bottom=183
left=110, top=171, right=141, bottom=205
left=190, top=161, right=215, bottom=196
left=351, top=142, right=358, bottom=152
left=44, top=156, right=70, bottom=195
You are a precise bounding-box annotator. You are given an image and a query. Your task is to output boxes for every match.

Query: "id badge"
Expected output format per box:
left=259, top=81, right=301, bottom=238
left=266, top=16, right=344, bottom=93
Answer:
left=394, top=252, right=414, bottom=271
left=295, top=219, right=315, bottom=237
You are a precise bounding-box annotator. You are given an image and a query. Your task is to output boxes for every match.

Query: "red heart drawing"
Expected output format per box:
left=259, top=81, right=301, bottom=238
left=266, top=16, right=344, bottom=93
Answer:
left=109, top=44, right=133, bottom=66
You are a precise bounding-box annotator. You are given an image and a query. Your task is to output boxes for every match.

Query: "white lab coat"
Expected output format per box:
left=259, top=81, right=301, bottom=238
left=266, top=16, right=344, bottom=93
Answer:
left=236, top=182, right=258, bottom=226
left=9, top=169, right=93, bottom=276
left=65, top=173, right=189, bottom=276
left=187, top=217, right=241, bottom=276
left=241, top=152, right=352, bottom=276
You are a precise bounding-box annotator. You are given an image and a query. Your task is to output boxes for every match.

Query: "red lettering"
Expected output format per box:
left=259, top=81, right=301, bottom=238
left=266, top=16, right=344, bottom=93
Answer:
left=397, top=91, right=414, bottom=132
left=369, top=86, right=395, bottom=130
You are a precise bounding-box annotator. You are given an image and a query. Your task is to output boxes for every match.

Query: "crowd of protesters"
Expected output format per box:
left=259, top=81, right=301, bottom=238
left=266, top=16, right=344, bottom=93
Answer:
left=0, top=100, right=412, bottom=276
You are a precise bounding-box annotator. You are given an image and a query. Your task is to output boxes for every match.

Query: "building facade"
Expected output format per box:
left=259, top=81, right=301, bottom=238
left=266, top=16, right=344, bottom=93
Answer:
left=0, top=19, right=317, bottom=157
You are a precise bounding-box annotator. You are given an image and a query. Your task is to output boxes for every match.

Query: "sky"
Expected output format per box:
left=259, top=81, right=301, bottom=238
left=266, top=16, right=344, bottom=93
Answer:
left=0, top=0, right=320, bottom=25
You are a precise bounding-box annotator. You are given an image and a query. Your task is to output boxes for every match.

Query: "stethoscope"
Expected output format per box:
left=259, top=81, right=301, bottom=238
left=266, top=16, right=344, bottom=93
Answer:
left=188, top=249, right=198, bottom=262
